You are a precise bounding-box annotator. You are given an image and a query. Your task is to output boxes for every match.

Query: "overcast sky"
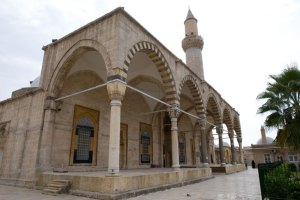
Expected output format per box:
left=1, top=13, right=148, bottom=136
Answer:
left=0, top=0, right=299, bottom=146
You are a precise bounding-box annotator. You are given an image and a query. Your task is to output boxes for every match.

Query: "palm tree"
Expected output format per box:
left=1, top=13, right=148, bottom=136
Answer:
left=257, top=63, right=300, bottom=150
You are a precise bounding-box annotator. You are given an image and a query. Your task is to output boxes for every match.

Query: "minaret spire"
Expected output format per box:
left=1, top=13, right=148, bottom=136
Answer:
left=182, top=9, right=204, bottom=79
left=186, top=9, right=196, bottom=21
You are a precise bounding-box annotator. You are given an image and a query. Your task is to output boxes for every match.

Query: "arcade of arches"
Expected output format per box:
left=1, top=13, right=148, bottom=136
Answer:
left=0, top=7, right=243, bottom=183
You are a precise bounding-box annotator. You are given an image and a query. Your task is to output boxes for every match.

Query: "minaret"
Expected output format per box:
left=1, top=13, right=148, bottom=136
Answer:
left=182, top=9, right=204, bottom=79
left=260, top=126, right=267, bottom=145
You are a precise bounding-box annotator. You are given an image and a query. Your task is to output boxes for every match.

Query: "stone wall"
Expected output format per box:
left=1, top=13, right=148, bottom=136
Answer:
left=0, top=90, right=45, bottom=181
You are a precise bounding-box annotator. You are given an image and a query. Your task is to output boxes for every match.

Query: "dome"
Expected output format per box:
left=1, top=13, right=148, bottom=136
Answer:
left=256, top=137, right=274, bottom=145
left=214, top=142, right=231, bottom=148
left=223, top=141, right=230, bottom=147
left=30, top=76, right=40, bottom=87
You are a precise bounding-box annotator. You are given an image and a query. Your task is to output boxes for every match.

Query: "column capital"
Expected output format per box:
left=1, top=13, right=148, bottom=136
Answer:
left=237, top=136, right=242, bottom=144
left=228, top=130, right=234, bottom=139
left=44, top=97, right=62, bottom=111
left=198, top=118, right=206, bottom=129
left=107, top=80, right=126, bottom=101
left=168, top=104, right=180, bottom=118
left=216, top=124, right=223, bottom=135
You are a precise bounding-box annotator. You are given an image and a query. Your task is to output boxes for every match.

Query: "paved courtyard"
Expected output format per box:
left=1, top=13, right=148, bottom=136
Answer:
left=0, top=168, right=261, bottom=200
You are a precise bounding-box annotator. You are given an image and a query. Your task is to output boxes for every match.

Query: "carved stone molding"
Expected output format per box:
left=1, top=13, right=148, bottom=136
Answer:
left=107, top=81, right=126, bottom=101
left=198, top=118, right=206, bottom=131
left=182, top=35, right=204, bottom=51
left=216, top=125, right=223, bottom=135
left=168, top=104, right=180, bottom=118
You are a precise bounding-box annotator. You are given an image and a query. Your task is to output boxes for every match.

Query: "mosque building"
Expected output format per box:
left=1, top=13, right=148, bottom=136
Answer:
left=0, top=7, right=245, bottom=197
left=244, top=126, right=300, bottom=167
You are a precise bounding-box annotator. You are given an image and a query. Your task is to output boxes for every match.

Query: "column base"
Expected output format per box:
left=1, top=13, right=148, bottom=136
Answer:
left=106, top=173, right=121, bottom=177
left=221, top=163, right=226, bottom=167
left=172, top=165, right=180, bottom=170
left=201, top=163, right=209, bottom=168
left=196, top=163, right=202, bottom=168
left=106, top=168, right=120, bottom=176
left=232, top=162, right=237, bottom=165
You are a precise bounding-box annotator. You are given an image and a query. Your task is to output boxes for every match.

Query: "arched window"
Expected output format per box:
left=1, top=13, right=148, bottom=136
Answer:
left=73, top=116, right=94, bottom=163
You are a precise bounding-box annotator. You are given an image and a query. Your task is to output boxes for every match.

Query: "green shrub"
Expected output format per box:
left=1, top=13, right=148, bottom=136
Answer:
left=288, top=180, right=300, bottom=199
left=288, top=163, right=297, bottom=172
left=264, top=164, right=290, bottom=199
left=264, top=163, right=300, bottom=199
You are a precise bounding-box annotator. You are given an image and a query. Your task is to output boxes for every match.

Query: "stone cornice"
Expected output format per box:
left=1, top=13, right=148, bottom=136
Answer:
left=0, top=88, right=44, bottom=106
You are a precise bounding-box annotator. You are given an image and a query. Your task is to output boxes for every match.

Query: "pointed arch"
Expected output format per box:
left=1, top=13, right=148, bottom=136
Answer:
left=222, top=107, right=234, bottom=133
left=124, top=41, right=178, bottom=105
left=233, top=116, right=242, bottom=137
left=205, top=94, right=222, bottom=125
left=178, top=75, right=205, bottom=116
left=47, top=39, right=112, bottom=97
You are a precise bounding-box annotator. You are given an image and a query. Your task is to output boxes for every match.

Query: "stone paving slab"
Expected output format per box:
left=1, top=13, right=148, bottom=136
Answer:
left=129, top=168, right=261, bottom=200
left=0, top=168, right=261, bottom=200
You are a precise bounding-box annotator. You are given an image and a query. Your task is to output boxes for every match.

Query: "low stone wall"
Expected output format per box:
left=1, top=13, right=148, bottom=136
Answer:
left=0, top=178, right=35, bottom=188
left=211, top=164, right=246, bottom=174
left=37, top=168, right=212, bottom=199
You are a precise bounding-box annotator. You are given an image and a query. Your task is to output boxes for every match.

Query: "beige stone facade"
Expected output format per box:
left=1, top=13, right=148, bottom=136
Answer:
left=244, top=126, right=300, bottom=167
left=0, top=7, right=243, bottom=187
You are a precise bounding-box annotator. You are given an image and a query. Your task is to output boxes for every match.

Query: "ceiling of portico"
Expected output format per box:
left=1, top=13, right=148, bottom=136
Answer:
left=126, top=80, right=164, bottom=111
left=125, top=52, right=165, bottom=111
left=180, top=84, right=194, bottom=102
left=179, top=91, right=197, bottom=126
left=127, top=52, right=163, bottom=84
left=67, top=50, right=107, bottom=82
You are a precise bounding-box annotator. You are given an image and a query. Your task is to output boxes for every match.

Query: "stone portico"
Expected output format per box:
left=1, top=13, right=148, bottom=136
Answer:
left=0, top=7, right=244, bottom=197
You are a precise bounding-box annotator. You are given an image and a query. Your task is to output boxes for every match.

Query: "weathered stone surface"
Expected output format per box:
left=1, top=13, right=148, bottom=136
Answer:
left=0, top=7, right=242, bottom=197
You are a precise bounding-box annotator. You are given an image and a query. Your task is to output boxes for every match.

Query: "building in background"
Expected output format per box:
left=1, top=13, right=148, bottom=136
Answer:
left=244, top=126, right=299, bottom=167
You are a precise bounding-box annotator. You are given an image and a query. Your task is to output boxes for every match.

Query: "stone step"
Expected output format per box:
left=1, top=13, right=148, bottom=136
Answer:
left=46, top=184, right=65, bottom=190
left=42, top=179, right=71, bottom=196
left=52, top=179, right=71, bottom=184
left=53, top=166, right=105, bottom=172
left=42, top=188, right=60, bottom=195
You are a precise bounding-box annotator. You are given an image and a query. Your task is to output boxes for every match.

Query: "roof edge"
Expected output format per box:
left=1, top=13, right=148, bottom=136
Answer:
left=43, top=7, right=125, bottom=49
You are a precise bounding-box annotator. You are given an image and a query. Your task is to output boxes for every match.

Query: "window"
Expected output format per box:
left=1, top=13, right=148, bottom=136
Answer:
left=141, top=131, right=150, bottom=163
left=73, top=116, right=94, bottom=164
left=277, top=156, right=283, bottom=162
left=264, top=154, right=271, bottom=163
left=140, top=123, right=152, bottom=164
left=288, top=153, right=298, bottom=162
left=70, top=105, right=99, bottom=166
left=179, top=134, right=186, bottom=164
left=0, top=149, right=3, bottom=168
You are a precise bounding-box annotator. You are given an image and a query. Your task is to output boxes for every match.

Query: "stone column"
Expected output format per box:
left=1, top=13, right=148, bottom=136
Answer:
left=216, top=125, right=226, bottom=166
left=168, top=105, right=180, bottom=170
left=194, top=131, right=201, bottom=167
left=229, top=130, right=236, bottom=165
left=38, top=98, right=58, bottom=171
left=208, top=131, right=214, bottom=164
left=107, top=81, right=126, bottom=175
left=199, top=119, right=209, bottom=167
left=237, top=136, right=244, bottom=164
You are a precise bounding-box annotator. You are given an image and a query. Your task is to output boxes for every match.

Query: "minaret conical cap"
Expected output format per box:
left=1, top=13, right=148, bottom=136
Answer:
left=186, top=9, right=197, bottom=21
